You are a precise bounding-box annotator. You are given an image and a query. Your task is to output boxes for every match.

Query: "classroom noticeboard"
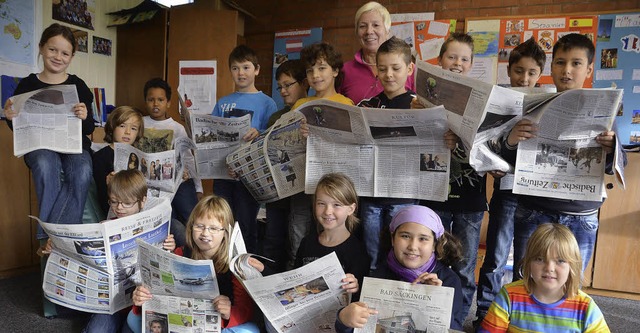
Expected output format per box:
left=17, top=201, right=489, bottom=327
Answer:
left=391, top=18, right=456, bottom=65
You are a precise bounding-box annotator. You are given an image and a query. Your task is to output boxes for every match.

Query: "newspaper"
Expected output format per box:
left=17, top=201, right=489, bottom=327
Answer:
left=512, top=88, right=624, bottom=201
left=9, top=84, right=82, bottom=157
left=38, top=198, right=172, bottom=314
left=355, top=277, right=455, bottom=333
left=415, top=61, right=526, bottom=173
left=226, top=111, right=308, bottom=203
left=136, top=239, right=222, bottom=333
left=299, top=99, right=450, bottom=202
left=242, top=252, right=350, bottom=333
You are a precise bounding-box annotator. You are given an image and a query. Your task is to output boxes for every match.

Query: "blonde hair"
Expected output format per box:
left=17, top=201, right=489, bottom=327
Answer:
left=314, top=173, right=359, bottom=233
left=107, top=170, right=147, bottom=210
left=103, top=106, right=144, bottom=143
left=354, top=1, right=391, bottom=34
left=185, top=195, right=232, bottom=273
left=522, top=223, right=583, bottom=298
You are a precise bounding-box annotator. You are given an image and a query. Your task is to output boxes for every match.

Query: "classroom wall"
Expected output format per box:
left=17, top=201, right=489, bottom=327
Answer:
left=240, top=0, right=640, bottom=94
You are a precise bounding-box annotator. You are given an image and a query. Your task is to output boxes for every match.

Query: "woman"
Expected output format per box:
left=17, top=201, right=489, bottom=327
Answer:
left=339, top=1, right=415, bottom=105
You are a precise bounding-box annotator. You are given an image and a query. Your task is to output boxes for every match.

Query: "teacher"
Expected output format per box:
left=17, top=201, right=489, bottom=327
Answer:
left=339, top=1, right=416, bottom=105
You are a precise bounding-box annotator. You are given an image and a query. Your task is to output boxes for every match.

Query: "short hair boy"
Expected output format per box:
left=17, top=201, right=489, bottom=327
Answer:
left=507, top=37, right=546, bottom=88
left=268, top=59, right=309, bottom=127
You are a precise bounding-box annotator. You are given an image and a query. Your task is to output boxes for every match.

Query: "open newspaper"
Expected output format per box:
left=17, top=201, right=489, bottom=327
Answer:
left=355, top=277, right=455, bottom=333
left=512, top=88, right=624, bottom=201
left=178, top=96, right=252, bottom=180
left=9, top=84, right=82, bottom=157
left=415, top=61, right=525, bottom=173
left=299, top=99, right=450, bottom=202
left=226, top=111, right=307, bottom=203
left=136, top=239, right=222, bottom=333
left=37, top=198, right=172, bottom=314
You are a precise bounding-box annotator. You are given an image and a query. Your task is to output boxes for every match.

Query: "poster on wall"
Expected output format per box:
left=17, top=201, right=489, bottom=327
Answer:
left=92, top=36, right=112, bottom=56
left=178, top=60, right=217, bottom=115
left=390, top=14, right=456, bottom=66
left=594, top=13, right=640, bottom=146
left=71, top=28, right=88, bottom=53
left=271, top=28, right=322, bottom=110
left=52, top=0, right=96, bottom=30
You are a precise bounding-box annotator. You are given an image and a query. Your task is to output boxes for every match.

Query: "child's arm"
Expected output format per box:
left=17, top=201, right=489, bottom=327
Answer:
left=412, top=272, right=443, bottom=286
left=444, top=129, right=459, bottom=150
left=336, top=302, right=378, bottom=329
left=220, top=276, right=255, bottom=327
left=506, top=118, right=537, bottom=148
left=3, top=99, right=16, bottom=121
left=243, top=127, right=259, bottom=141
left=132, top=285, right=153, bottom=306
left=341, top=273, right=359, bottom=294
left=596, top=131, right=615, bottom=154
left=163, top=234, right=176, bottom=252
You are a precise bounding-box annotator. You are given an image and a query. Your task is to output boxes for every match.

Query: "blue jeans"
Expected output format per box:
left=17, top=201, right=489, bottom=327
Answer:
left=434, top=209, right=484, bottom=325
left=25, top=149, right=92, bottom=239
left=475, top=192, right=517, bottom=319
left=214, top=179, right=260, bottom=253
left=82, top=311, right=127, bottom=333
left=512, top=206, right=598, bottom=280
left=172, top=178, right=199, bottom=223
left=362, top=198, right=418, bottom=270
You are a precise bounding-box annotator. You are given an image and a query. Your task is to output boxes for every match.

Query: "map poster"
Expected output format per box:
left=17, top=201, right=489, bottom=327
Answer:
left=0, top=0, right=36, bottom=68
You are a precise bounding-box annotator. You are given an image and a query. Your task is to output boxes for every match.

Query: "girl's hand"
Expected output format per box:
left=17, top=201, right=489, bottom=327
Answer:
left=299, top=118, right=309, bottom=138
left=3, top=99, right=17, bottom=120
left=73, top=103, right=88, bottom=120
left=163, top=234, right=176, bottom=252
left=341, top=273, right=359, bottom=294
left=412, top=272, right=442, bottom=286
left=213, top=295, right=231, bottom=320
left=507, top=119, right=537, bottom=147
left=596, top=131, right=616, bottom=154
left=243, top=128, right=259, bottom=142
left=248, top=257, right=264, bottom=272
left=410, top=96, right=425, bottom=109
left=182, top=170, right=190, bottom=181
left=132, top=285, right=153, bottom=306
left=444, top=129, right=459, bottom=150
left=338, top=302, right=377, bottom=328
left=105, top=171, right=116, bottom=185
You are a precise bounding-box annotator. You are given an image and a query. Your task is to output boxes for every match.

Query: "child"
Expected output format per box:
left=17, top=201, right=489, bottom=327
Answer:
left=479, top=223, right=610, bottom=332
left=212, top=45, right=277, bottom=254
left=335, top=205, right=464, bottom=331
left=141, top=78, right=201, bottom=224
left=502, top=33, right=624, bottom=278
left=475, top=37, right=546, bottom=324
left=420, top=32, right=487, bottom=323
left=356, top=37, right=420, bottom=271
left=268, top=59, right=309, bottom=127
left=295, top=173, right=369, bottom=301
left=93, top=106, right=144, bottom=217
left=130, top=195, right=260, bottom=333
left=292, top=42, right=354, bottom=109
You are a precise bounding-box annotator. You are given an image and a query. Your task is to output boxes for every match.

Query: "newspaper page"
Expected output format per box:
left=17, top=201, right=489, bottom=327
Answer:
left=242, top=252, right=350, bottom=333
left=39, top=198, right=172, bottom=314
left=415, top=61, right=525, bottom=172
left=355, top=277, right=455, bottom=333
left=137, top=239, right=223, bottom=333
left=226, top=111, right=307, bottom=203
left=9, top=84, right=82, bottom=157
left=299, top=99, right=450, bottom=201
left=512, top=88, right=623, bottom=201
left=114, top=142, right=185, bottom=195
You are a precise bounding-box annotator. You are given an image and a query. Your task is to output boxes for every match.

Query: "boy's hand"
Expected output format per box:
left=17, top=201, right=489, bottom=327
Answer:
left=3, top=99, right=17, bottom=120
left=37, top=239, right=53, bottom=257
left=507, top=119, right=537, bottom=147
left=341, top=273, right=359, bottom=294
left=106, top=171, right=116, bottom=185
left=488, top=170, right=506, bottom=179
left=213, top=295, right=232, bottom=320
left=132, top=285, right=153, bottom=306
left=182, top=170, right=190, bottom=181
left=596, top=131, right=616, bottom=154
left=227, top=166, right=238, bottom=180
left=243, top=128, right=259, bottom=142
left=338, top=302, right=378, bottom=328
left=444, top=129, right=459, bottom=150
left=163, top=234, right=176, bottom=252
left=299, top=117, right=309, bottom=138
left=73, top=103, right=88, bottom=120
left=248, top=257, right=264, bottom=272
left=412, top=272, right=443, bottom=286
left=410, top=96, right=425, bottom=109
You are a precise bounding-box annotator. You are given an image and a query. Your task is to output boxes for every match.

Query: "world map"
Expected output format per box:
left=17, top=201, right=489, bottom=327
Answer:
left=0, top=0, right=35, bottom=66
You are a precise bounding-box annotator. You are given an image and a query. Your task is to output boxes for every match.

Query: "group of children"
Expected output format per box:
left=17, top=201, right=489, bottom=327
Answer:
left=4, top=20, right=616, bottom=333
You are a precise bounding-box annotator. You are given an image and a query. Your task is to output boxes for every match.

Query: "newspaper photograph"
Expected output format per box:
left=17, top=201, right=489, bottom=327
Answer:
left=39, top=198, right=172, bottom=314
left=512, top=88, right=623, bottom=201
left=9, top=84, right=82, bottom=157
left=355, top=277, right=455, bottom=333
left=226, top=111, right=307, bottom=203
left=415, top=61, right=525, bottom=173
left=242, top=252, right=350, bottom=333
left=137, top=236, right=222, bottom=332
left=299, top=99, right=450, bottom=202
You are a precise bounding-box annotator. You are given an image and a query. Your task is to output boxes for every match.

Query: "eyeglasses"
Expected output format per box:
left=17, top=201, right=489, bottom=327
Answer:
left=277, top=81, right=298, bottom=91
left=108, top=199, right=139, bottom=208
left=193, top=224, right=226, bottom=234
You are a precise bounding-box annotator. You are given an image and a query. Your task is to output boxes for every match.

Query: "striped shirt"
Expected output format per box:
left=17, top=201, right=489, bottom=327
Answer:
left=479, top=280, right=610, bottom=332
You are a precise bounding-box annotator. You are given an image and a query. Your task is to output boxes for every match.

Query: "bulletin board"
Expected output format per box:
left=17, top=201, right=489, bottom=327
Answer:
left=465, top=15, right=598, bottom=87
left=391, top=19, right=457, bottom=65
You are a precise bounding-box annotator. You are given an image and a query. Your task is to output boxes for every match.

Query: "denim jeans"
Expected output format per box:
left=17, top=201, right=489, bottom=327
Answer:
left=214, top=179, right=260, bottom=253
left=362, top=198, right=418, bottom=270
left=171, top=178, right=199, bottom=223
left=434, top=209, right=484, bottom=325
left=82, top=312, right=127, bottom=333
left=475, top=192, right=518, bottom=319
left=512, top=206, right=598, bottom=280
left=24, top=149, right=92, bottom=239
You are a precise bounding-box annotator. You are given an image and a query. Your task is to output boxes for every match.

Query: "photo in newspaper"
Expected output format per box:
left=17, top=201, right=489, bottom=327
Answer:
left=299, top=99, right=450, bottom=202
left=355, top=277, right=455, bottom=333
left=9, top=84, right=82, bottom=157
left=39, top=198, right=172, bottom=314
left=242, top=252, right=350, bottom=333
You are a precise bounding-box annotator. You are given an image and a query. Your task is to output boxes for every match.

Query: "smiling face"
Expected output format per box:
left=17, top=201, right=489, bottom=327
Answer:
left=551, top=47, right=593, bottom=92
left=230, top=60, right=259, bottom=92
left=277, top=73, right=307, bottom=106
left=508, top=56, right=542, bottom=88
left=191, top=214, right=226, bottom=259
left=306, top=58, right=339, bottom=98
left=314, top=188, right=355, bottom=233
left=357, top=10, right=390, bottom=56
left=377, top=52, right=414, bottom=99
left=113, top=117, right=141, bottom=145
left=529, top=248, right=570, bottom=302
left=40, top=34, right=74, bottom=75
left=145, top=87, right=171, bottom=120
left=391, top=222, right=436, bottom=269
left=438, top=41, right=473, bottom=75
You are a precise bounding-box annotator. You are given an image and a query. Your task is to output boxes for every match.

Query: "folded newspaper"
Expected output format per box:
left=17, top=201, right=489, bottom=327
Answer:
left=37, top=197, right=172, bottom=314
left=298, top=99, right=450, bottom=202
left=9, top=84, right=82, bottom=157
